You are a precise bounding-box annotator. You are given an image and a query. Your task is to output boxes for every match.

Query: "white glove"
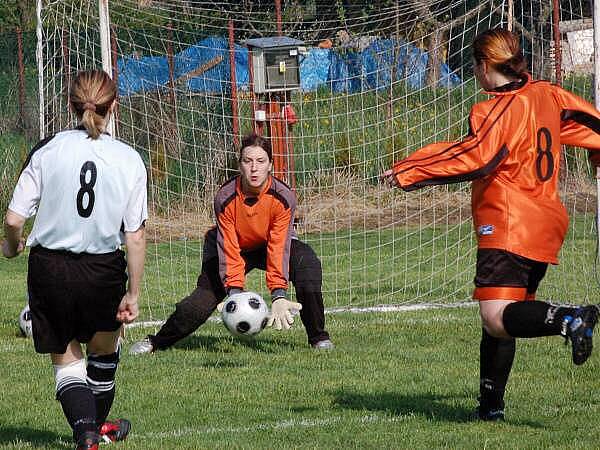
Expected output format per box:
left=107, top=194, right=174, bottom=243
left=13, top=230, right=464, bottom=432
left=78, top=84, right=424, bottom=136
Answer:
left=267, top=298, right=302, bottom=330
left=217, top=288, right=244, bottom=312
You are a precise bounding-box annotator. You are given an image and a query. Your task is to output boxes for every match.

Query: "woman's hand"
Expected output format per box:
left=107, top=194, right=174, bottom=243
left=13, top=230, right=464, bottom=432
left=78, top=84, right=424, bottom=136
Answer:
left=116, top=292, right=139, bottom=324
left=380, top=169, right=400, bottom=188
left=1, top=238, right=25, bottom=258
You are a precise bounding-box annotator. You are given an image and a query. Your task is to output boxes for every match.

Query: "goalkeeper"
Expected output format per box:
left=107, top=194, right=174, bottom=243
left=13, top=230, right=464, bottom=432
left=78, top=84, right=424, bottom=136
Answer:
left=383, top=28, right=600, bottom=421
left=131, top=133, right=332, bottom=354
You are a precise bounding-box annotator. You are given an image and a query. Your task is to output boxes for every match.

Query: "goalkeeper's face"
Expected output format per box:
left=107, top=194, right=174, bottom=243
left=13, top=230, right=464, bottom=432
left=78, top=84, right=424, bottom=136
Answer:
left=239, top=145, right=273, bottom=194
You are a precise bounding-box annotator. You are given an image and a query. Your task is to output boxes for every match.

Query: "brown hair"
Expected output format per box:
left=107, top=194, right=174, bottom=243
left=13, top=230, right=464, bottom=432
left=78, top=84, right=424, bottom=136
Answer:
left=472, top=28, right=527, bottom=78
left=240, top=133, right=272, bottom=161
left=70, top=70, right=117, bottom=139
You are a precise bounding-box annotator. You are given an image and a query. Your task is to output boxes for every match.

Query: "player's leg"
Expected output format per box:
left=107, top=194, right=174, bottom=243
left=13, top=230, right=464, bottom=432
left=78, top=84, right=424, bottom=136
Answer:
left=73, top=249, right=129, bottom=446
left=28, top=247, right=100, bottom=448
left=146, top=259, right=225, bottom=350
left=86, top=329, right=129, bottom=443
left=477, top=300, right=515, bottom=421
left=478, top=254, right=597, bottom=364
left=132, top=228, right=226, bottom=353
left=52, top=342, right=99, bottom=448
left=288, top=240, right=332, bottom=348
left=475, top=249, right=598, bottom=420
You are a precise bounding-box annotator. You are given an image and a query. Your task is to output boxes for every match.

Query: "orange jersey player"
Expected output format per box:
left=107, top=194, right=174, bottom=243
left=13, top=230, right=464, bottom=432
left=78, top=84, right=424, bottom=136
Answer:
left=383, top=28, right=600, bottom=421
left=130, top=133, right=333, bottom=355
left=213, top=173, right=295, bottom=296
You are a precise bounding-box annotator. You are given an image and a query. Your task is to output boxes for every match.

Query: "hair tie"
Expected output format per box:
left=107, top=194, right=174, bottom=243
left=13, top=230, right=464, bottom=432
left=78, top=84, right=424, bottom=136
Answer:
left=83, top=102, right=96, bottom=112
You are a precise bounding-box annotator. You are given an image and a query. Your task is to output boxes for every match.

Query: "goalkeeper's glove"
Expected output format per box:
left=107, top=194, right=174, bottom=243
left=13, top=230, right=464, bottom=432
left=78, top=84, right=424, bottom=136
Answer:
left=217, top=287, right=244, bottom=313
left=267, top=289, right=302, bottom=330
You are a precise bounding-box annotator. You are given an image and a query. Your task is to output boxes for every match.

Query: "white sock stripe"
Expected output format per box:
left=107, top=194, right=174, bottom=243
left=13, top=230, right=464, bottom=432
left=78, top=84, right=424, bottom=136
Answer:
left=87, top=360, right=117, bottom=370
left=54, top=359, right=87, bottom=394
left=56, top=377, right=87, bottom=390
left=86, top=377, right=115, bottom=391
left=89, top=385, right=115, bottom=394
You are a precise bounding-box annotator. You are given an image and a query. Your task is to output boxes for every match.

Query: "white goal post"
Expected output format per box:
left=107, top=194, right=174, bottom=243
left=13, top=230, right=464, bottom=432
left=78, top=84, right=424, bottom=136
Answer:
left=35, top=0, right=599, bottom=324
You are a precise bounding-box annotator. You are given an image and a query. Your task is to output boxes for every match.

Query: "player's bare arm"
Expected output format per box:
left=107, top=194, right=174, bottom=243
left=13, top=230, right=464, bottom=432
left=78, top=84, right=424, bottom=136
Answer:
left=117, top=226, right=146, bottom=324
left=2, top=209, right=26, bottom=258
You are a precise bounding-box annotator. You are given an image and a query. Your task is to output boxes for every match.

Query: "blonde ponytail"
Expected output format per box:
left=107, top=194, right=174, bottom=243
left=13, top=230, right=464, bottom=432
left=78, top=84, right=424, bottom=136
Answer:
left=70, top=70, right=116, bottom=140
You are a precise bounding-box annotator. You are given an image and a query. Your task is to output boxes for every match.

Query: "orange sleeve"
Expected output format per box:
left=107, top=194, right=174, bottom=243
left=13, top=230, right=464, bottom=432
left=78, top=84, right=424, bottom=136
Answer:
left=552, top=87, right=600, bottom=151
left=265, top=199, right=295, bottom=292
left=393, top=97, right=511, bottom=191
left=216, top=202, right=245, bottom=290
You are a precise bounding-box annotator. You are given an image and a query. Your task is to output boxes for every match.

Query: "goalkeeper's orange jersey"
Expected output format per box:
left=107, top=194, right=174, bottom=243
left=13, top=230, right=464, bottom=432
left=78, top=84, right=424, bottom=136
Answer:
left=392, top=74, right=600, bottom=264
left=213, top=175, right=297, bottom=291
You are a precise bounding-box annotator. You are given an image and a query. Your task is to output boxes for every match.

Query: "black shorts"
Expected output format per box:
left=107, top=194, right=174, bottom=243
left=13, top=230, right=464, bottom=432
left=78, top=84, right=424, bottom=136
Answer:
left=27, top=246, right=127, bottom=354
left=473, top=249, right=548, bottom=301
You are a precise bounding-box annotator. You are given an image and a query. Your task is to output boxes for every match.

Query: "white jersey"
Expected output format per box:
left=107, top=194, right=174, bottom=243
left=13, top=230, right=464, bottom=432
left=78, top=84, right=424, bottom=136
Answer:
left=9, top=129, right=148, bottom=254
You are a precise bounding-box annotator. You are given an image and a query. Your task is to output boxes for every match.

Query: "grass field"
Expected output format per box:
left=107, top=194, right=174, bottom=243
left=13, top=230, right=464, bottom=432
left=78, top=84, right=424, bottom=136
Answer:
left=2, top=222, right=600, bottom=450
left=1, top=49, right=599, bottom=449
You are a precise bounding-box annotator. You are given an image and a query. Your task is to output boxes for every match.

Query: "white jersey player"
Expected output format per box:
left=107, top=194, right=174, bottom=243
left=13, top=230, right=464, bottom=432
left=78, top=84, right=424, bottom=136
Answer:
left=2, top=70, right=146, bottom=450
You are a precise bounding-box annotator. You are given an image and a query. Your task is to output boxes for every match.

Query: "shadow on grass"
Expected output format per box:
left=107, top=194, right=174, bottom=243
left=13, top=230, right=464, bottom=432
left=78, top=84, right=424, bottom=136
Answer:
left=0, top=427, right=66, bottom=448
left=332, top=390, right=543, bottom=427
left=173, top=333, right=299, bottom=353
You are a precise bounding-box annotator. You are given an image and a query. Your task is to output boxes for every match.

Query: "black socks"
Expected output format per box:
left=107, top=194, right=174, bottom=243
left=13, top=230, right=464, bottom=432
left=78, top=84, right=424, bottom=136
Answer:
left=502, top=301, right=576, bottom=338
left=479, top=328, right=515, bottom=409
left=57, top=384, right=97, bottom=442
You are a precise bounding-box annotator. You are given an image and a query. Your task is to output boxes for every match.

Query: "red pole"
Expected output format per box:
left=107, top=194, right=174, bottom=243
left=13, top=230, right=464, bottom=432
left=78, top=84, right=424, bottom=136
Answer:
left=284, top=96, right=296, bottom=190
left=275, top=0, right=282, bottom=36
left=228, top=19, right=240, bottom=148
left=16, top=26, right=26, bottom=130
left=111, top=25, right=120, bottom=135
left=268, top=97, right=286, bottom=181
left=552, top=0, right=562, bottom=85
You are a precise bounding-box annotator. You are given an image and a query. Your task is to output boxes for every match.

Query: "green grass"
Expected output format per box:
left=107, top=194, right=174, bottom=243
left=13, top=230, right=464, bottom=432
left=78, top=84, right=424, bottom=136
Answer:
left=2, top=218, right=600, bottom=449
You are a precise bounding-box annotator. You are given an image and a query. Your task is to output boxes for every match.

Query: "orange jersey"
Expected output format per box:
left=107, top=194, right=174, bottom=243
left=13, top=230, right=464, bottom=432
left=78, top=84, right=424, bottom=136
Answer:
left=393, top=74, right=600, bottom=264
left=213, top=175, right=296, bottom=291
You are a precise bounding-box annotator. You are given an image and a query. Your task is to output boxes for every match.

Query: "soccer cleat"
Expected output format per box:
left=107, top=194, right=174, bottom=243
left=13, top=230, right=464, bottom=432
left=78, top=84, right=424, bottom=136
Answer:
left=475, top=406, right=505, bottom=422
left=99, top=418, right=131, bottom=443
left=563, top=305, right=599, bottom=365
left=75, top=431, right=99, bottom=450
left=312, top=339, right=334, bottom=350
left=475, top=395, right=505, bottom=422
left=129, top=337, right=154, bottom=355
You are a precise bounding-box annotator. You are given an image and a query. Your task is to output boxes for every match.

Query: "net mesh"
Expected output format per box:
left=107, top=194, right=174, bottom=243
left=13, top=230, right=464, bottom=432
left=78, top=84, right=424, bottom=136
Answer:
left=36, top=0, right=597, bottom=322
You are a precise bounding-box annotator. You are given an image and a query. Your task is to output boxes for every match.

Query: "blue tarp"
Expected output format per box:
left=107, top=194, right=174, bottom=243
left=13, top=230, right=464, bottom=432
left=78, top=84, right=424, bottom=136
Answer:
left=117, top=36, right=460, bottom=97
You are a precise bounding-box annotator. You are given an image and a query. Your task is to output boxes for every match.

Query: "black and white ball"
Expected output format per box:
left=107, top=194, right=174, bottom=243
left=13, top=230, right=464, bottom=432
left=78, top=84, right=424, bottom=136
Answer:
left=221, top=292, right=269, bottom=337
left=19, top=303, right=33, bottom=338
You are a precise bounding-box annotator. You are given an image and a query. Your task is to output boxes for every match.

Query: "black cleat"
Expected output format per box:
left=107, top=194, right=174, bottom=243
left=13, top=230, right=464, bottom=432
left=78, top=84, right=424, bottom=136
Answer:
left=563, top=305, right=599, bottom=365
left=475, top=394, right=505, bottom=422
left=475, top=406, right=505, bottom=421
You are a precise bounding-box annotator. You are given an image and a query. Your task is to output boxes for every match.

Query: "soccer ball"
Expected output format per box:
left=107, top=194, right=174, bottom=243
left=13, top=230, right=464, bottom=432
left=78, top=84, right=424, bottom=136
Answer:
left=19, top=303, right=33, bottom=338
left=221, top=292, right=269, bottom=337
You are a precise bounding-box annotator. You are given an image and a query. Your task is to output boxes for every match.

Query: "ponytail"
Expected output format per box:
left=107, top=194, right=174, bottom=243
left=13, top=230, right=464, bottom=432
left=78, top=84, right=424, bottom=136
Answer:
left=70, top=70, right=116, bottom=139
left=472, top=28, right=527, bottom=78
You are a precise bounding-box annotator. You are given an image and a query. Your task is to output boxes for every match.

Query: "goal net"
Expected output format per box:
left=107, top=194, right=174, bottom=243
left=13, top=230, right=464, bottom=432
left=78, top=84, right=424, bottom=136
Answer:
left=37, top=0, right=598, bottom=323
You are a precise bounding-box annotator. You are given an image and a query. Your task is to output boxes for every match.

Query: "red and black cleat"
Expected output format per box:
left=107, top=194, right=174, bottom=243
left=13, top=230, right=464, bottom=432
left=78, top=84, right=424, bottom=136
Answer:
left=75, top=431, right=99, bottom=450
left=99, top=419, right=131, bottom=443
